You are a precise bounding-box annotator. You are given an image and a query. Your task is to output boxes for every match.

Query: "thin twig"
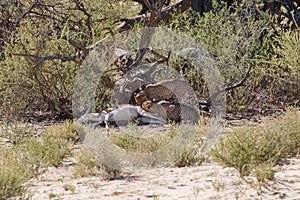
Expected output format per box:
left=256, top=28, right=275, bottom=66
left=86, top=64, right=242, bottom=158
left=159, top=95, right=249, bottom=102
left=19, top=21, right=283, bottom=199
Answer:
left=61, top=36, right=89, bottom=57
left=200, top=64, right=253, bottom=106
left=103, top=48, right=169, bottom=74
left=13, top=53, right=77, bottom=67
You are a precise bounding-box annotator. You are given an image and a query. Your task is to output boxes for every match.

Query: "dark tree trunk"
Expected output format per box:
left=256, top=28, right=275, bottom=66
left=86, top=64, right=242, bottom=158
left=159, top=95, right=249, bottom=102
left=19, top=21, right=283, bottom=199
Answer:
left=132, top=0, right=172, bottom=14
left=281, top=0, right=300, bottom=27
left=191, top=0, right=213, bottom=13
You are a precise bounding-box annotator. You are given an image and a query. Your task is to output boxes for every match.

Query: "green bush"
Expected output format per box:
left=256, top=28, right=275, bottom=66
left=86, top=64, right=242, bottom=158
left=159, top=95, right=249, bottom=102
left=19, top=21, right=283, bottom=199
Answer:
left=272, top=30, right=300, bottom=77
left=0, top=0, right=140, bottom=118
left=109, top=123, right=206, bottom=167
left=170, top=1, right=300, bottom=112
left=0, top=149, right=32, bottom=200
left=74, top=147, right=105, bottom=177
left=268, top=29, right=300, bottom=105
left=0, top=0, right=299, bottom=118
left=0, top=122, right=75, bottom=199
left=24, top=132, right=72, bottom=168
left=212, top=109, right=300, bottom=184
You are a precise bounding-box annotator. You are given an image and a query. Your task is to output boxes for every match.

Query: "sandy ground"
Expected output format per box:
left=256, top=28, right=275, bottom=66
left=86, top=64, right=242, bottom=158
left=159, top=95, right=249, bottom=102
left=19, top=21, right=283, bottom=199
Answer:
left=24, top=155, right=300, bottom=200
left=6, top=119, right=298, bottom=200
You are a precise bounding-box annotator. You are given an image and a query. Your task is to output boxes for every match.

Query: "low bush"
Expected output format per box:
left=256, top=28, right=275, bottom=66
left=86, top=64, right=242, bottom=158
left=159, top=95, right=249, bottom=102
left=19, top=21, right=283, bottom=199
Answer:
left=0, top=148, right=32, bottom=200
left=0, top=122, right=75, bottom=199
left=212, top=109, right=300, bottom=185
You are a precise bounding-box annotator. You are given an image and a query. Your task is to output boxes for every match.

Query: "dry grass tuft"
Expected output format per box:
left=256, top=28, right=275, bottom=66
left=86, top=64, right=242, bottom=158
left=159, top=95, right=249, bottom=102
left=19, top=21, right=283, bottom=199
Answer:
left=212, top=109, right=300, bottom=185
left=0, top=121, right=75, bottom=199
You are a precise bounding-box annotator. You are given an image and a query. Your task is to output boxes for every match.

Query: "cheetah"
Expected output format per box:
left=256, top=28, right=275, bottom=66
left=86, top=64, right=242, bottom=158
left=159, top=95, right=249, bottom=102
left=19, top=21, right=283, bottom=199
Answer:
left=134, top=90, right=148, bottom=106
left=141, top=100, right=169, bottom=120
left=142, top=100, right=199, bottom=124
left=134, top=79, right=197, bottom=107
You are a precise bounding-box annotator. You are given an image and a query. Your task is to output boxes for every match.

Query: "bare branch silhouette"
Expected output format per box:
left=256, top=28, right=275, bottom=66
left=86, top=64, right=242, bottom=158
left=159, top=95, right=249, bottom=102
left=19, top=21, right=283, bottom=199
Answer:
left=199, top=64, right=253, bottom=107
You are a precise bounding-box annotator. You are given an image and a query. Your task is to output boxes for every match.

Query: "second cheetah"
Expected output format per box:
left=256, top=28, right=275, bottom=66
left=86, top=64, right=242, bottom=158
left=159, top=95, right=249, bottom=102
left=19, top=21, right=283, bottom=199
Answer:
left=142, top=100, right=199, bottom=124
left=134, top=79, right=197, bottom=107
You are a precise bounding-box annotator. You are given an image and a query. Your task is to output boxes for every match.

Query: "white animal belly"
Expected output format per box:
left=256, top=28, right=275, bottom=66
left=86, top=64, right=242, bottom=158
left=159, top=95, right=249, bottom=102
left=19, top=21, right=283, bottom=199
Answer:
left=108, top=106, right=139, bottom=121
left=77, top=113, right=102, bottom=124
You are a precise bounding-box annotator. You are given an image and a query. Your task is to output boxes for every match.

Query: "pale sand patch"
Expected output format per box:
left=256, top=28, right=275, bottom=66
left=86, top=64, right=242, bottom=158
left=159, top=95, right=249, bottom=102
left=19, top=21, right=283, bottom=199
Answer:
left=24, top=157, right=300, bottom=200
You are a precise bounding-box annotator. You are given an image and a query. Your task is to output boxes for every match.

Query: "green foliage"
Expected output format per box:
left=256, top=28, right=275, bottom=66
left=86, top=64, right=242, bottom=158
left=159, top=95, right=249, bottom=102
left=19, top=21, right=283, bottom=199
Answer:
left=74, top=123, right=206, bottom=180
left=0, top=0, right=299, bottom=118
left=111, top=124, right=179, bottom=153
left=170, top=1, right=300, bottom=112
left=74, top=147, right=105, bottom=177
left=24, top=132, right=72, bottom=168
left=44, top=121, right=78, bottom=142
left=110, top=123, right=205, bottom=167
left=0, top=0, right=140, bottom=118
left=0, top=149, right=32, bottom=200
left=74, top=146, right=124, bottom=179
left=0, top=122, right=75, bottom=199
left=272, top=29, right=300, bottom=78
left=1, top=0, right=299, bottom=198
left=212, top=109, right=300, bottom=184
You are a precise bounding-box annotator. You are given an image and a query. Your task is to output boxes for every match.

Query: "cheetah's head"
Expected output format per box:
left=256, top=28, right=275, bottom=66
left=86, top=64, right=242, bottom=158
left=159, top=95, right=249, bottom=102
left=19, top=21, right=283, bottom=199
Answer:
left=141, top=100, right=153, bottom=111
left=134, top=91, right=147, bottom=106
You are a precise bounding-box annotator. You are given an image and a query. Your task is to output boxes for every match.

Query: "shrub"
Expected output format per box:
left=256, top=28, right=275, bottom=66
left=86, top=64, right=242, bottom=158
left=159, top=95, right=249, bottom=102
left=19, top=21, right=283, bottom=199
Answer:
left=169, top=1, right=300, bottom=113
left=0, top=0, right=140, bottom=119
left=0, top=148, right=32, bottom=200
left=0, top=122, right=75, bottom=199
left=212, top=109, right=300, bottom=184
left=24, top=132, right=73, bottom=169
left=73, top=147, right=105, bottom=177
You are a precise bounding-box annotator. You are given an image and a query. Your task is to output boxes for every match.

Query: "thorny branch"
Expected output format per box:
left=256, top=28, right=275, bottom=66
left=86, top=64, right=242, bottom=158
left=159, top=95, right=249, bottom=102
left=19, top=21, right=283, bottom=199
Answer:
left=199, top=64, right=253, bottom=107
left=104, top=47, right=170, bottom=73
left=61, top=36, right=89, bottom=58
left=280, top=0, right=300, bottom=27
left=12, top=0, right=192, bottom=65
left=13, top=53, right=77, bottom=67
left=114, top=0, right=192, bottom=33
left=125, top=0, right=174, bottom=71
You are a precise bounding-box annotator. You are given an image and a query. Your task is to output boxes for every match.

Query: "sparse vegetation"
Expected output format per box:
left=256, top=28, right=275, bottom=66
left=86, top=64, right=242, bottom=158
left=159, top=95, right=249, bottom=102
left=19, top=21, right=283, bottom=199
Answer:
left=109, top=123, right=205, bottom=167
left=73, top=146, right=105, bottom=177
left=0, top=149, right=31, bottom=199
left=111, top=123, right=180, bottom=153
left=0, top=0, right=299, bottom=198
left=73, top=122, right=206, bottom=180
left=170, top=2, right=300, bottom=113
left=212, top=109, right=300, bottom=185
left=0, top=0, right=299, bottom=119
left=212, top=180, right=225, bottom=191
left=63, top=184, right=76, bottom=193
left=0, top=122, right=75, bottom=199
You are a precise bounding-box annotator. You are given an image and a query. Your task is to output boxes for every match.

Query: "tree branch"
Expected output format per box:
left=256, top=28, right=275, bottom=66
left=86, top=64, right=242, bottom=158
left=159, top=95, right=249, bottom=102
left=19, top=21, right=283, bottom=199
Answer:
left=280, top=0, right=300, bottom=27
left=132, top=0, right=171, bottom=14
left=61, top=36, right=89, bottom=57
left=115, top=0, right=192, bottom=33
left=199, top=64, right=253, bottom=107
left=104, top=47, right=169, bottom=73
left=13, top=53, right=77, bottom=67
